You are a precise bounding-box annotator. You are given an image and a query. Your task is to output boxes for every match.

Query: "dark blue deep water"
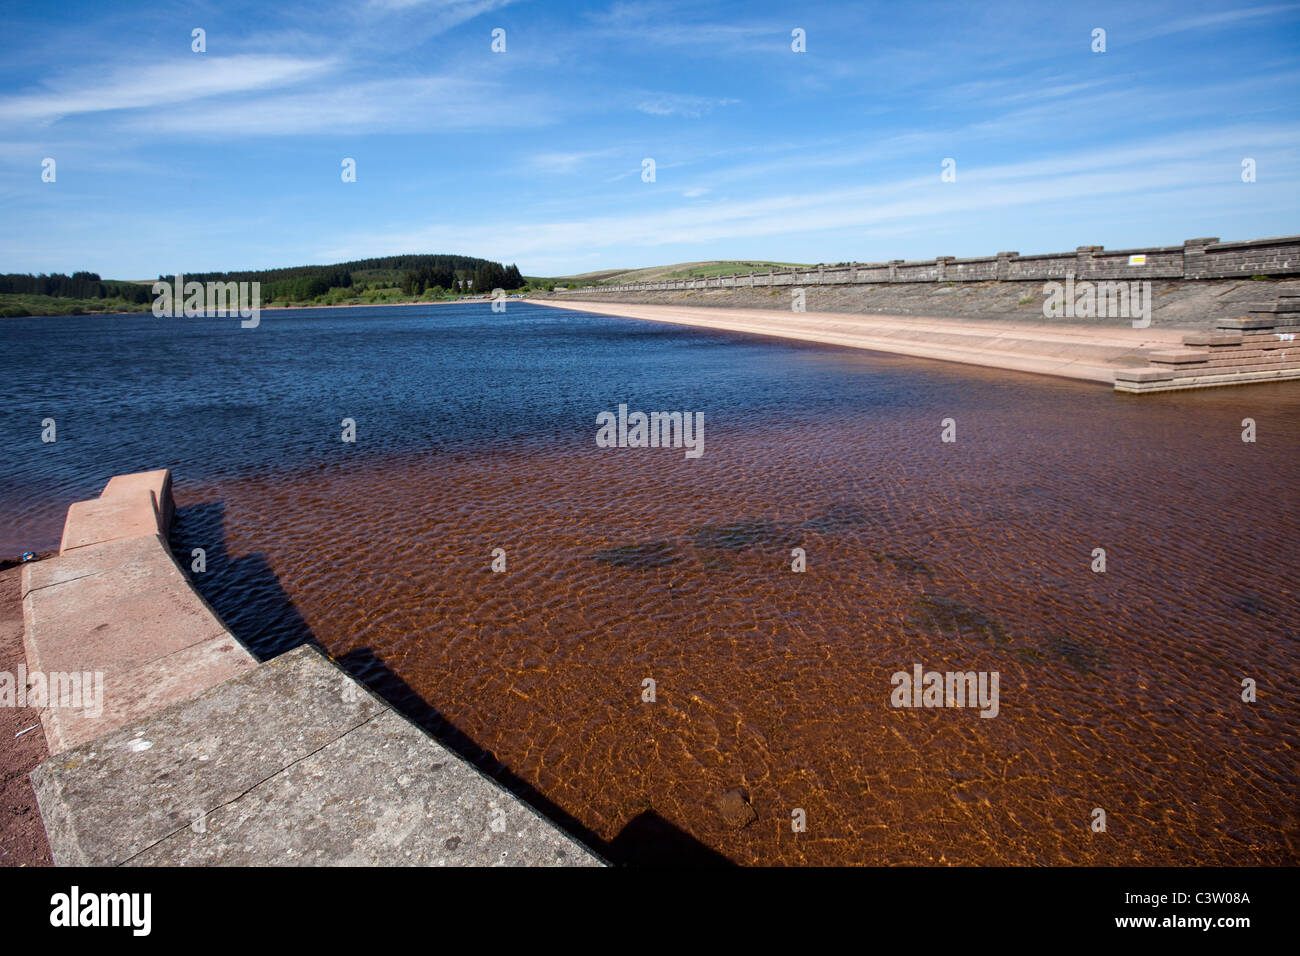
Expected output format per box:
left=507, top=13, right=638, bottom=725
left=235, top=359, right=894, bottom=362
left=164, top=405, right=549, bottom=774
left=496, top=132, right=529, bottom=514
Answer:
left=0, top=301, right=971, bottom=555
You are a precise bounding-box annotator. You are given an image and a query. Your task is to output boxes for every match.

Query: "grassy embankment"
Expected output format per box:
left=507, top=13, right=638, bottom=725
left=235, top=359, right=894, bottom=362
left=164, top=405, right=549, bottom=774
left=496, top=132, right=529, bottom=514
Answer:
left=548, top=260, right=811, bottom=288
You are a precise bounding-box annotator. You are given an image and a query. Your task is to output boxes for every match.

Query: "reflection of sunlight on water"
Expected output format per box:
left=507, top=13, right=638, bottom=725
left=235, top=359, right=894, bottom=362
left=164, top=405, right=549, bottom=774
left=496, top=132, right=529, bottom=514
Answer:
left=174, top=381, right=1300, bottom=866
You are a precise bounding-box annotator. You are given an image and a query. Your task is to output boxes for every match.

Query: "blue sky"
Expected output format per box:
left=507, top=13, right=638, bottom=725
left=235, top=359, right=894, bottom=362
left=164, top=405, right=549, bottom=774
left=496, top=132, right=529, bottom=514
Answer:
left=1, top=0, right=1298, bottom=278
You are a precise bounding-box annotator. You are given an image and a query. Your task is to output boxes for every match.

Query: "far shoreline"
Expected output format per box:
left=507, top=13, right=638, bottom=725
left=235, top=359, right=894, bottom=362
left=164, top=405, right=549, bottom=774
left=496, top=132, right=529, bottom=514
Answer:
left=0, top=296, right=511, bottom=319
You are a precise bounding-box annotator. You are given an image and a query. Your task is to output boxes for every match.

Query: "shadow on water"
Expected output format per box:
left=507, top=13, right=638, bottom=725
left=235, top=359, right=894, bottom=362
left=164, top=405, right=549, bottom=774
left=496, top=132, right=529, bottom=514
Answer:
left=169, top=500, right=319, bottom=661
left=171, top=499, right=732, bottom=867
left=338, top=646, right=734, bottom=867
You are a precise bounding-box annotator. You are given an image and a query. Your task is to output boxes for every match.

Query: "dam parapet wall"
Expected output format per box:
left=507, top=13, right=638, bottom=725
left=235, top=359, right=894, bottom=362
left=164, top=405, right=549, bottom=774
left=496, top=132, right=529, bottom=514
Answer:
left=560, top=235, right=1299, bottom=294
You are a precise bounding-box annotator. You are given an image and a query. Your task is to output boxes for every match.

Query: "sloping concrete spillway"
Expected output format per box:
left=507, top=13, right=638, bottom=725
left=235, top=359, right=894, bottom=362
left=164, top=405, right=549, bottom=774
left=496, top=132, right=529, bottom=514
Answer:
left=26, top=470, right=601, bottom=866
left=539, top=290, right=1300, bottom=392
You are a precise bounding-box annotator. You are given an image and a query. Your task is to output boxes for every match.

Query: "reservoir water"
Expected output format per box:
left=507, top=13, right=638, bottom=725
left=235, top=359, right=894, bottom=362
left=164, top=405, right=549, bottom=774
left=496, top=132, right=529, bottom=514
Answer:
left=2, top=302, right=1296, bottom=864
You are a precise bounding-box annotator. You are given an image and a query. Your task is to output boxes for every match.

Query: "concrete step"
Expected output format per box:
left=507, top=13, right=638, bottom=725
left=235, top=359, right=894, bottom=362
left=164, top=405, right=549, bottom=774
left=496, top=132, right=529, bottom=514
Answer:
left=31, top=645, right=603, bottom=867
left=1218, top=317, right=1277, bottom=330
left=1182, top=332, right=1243, bottom=346
left=1148, top=349, right=1209, bottom=364
left=1165, top=359, right=1300, bottom=378
left=1253, top=331, right=1300, bottom=344
left=1115, top=366, right=1300, bottom=392
left=25, top=468, right=260, bottom=753
left=102, top=469, right=174, bottom=531
left=1249, top=300, right=1300, bottom=312
left=59, top=491, right=162, bottom=553
left=22, top=534, right=257, bottom=752
left=1191, top=347, right=1300, bottom=361
left=1114, top=367, right=1174, bottom=383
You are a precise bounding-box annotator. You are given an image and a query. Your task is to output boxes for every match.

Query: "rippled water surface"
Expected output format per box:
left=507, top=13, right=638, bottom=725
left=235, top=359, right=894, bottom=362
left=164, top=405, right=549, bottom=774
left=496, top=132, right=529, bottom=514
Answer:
left=3, top=303, right=1297, bottom=864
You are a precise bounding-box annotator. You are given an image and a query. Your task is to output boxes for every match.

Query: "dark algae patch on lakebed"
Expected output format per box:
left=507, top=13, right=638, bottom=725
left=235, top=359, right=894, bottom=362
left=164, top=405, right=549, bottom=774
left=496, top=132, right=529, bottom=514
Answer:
left=3, top=303, right=1297, bottom=864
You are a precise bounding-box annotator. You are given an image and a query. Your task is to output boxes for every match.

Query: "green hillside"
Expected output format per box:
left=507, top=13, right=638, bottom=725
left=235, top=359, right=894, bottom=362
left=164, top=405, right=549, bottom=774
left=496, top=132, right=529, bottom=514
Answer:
left=549, top=260, right=812, bottom=288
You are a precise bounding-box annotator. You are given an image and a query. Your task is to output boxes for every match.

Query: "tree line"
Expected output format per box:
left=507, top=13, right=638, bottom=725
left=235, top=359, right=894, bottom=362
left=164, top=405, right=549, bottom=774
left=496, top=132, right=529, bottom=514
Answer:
left=181, top=254, right=507, bottom=287
left=0, top=272, right=151, bottom=302
left=3, top=252, right=529, bottom=309
left=401, top=261, right=523, bottom=295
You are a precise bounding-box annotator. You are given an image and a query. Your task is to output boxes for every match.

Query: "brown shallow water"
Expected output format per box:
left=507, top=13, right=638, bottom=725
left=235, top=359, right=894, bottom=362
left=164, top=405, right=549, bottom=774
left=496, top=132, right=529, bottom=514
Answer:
left=171, top=355, right=1299, bottom=866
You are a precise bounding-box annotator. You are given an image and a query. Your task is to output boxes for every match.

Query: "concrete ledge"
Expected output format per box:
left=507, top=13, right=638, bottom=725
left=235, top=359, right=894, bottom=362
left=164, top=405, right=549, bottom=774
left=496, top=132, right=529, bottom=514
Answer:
left=32, top=645, right=602, bottom=867
left=1113, top=367, right=1175, bottom=383
left=1114, top=367, right=1300, bottom=393
left=1147, top=349, right=1209, bottom=364
left=25, top=470, right=259, bottom=752
left=1182, top=332, right=1243, bottom=346
left=59, top=470, right=173, bottom=553
left=1259, top=336, right=1297, bottom=350
left=1221, top=316, right=1278, bottom=329
left=103, top=469, right=174, bottom=530
left=59, top=491, right=161, bottom=553
left=27, top=468, right=604, bottom=866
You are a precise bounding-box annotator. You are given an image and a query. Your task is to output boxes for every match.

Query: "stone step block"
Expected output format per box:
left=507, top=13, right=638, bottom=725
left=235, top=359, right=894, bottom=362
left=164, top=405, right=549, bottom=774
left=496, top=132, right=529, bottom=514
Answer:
left=102, top=469, right=174, bottom=533
left=1113, top=367, right=1174, bottom=383
left=1218, top=317, right=1277, bottom=330
left=1182, top=332, right=1243, bottom=346
left=1148, top=349, right=1210, bottom=364
left=59, top=490, right=162, bottom=553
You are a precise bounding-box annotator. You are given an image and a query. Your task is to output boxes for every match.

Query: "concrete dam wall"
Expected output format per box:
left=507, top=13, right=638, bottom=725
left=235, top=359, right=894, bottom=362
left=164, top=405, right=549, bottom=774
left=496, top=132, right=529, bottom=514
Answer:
left=562, top=235, right=1300, bottom=294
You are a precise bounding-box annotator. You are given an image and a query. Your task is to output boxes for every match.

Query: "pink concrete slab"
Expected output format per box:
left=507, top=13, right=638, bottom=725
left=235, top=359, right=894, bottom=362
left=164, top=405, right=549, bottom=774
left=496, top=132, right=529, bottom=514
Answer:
left=1148, top=349, right=1210, bottom=364
left=23, top=556, right=194, bottom=628
left=1114, top=367, right=1175, bottom=382
left=59, top=491, right=161, bottom=553
left=23, top=470, right=261, bottom=754
left=1182, top=332, right=1243, bottom=346
left=21, top=535, right=168, bottom=600
left=24, top=579, right=229, bottom=676
left=102, top=470, right=174, bottom=533
left=40, top=632, right=256, bottom=753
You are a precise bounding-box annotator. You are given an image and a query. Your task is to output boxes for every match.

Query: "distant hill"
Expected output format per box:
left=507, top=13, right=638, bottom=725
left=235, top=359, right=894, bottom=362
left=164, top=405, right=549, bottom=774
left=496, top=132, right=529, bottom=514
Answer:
left=181, top=254, right=522, bottom=303
left=1, top=253, right=527, bottom=315
left=549, top=260, right=813, bottom=287
left=2, top=256, right=818, bottom=317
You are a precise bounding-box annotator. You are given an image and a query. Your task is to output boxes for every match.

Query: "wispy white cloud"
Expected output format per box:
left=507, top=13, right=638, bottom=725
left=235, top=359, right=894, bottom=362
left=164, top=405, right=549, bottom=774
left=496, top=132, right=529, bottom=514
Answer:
left=1131, top=3, right=1300, bottom=41
left=636, top=93, right=739, bottom=117
left=114, top=74, right=554, bottom=135
left=366, top=0, right=513, bottom=12
left=320, top=125, right=1300, bottom=265
left=529, top=148, right=624, bottom=174
left=0, top=56, right=334, bottom=124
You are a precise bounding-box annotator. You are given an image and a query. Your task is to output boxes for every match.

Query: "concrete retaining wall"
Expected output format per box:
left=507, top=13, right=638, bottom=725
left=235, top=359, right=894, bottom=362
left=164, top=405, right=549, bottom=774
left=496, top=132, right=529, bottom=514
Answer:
left=26, top=471, right=603, bottom=866
left=562, top=235, right=1300, bottom=294
left=22, top=469, right=256, bottom=752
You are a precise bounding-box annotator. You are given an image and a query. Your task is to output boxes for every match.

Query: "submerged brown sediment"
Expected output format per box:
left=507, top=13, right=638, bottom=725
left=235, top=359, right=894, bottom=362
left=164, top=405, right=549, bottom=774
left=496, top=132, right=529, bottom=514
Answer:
left=179, top=370, right=1300, bottom=866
